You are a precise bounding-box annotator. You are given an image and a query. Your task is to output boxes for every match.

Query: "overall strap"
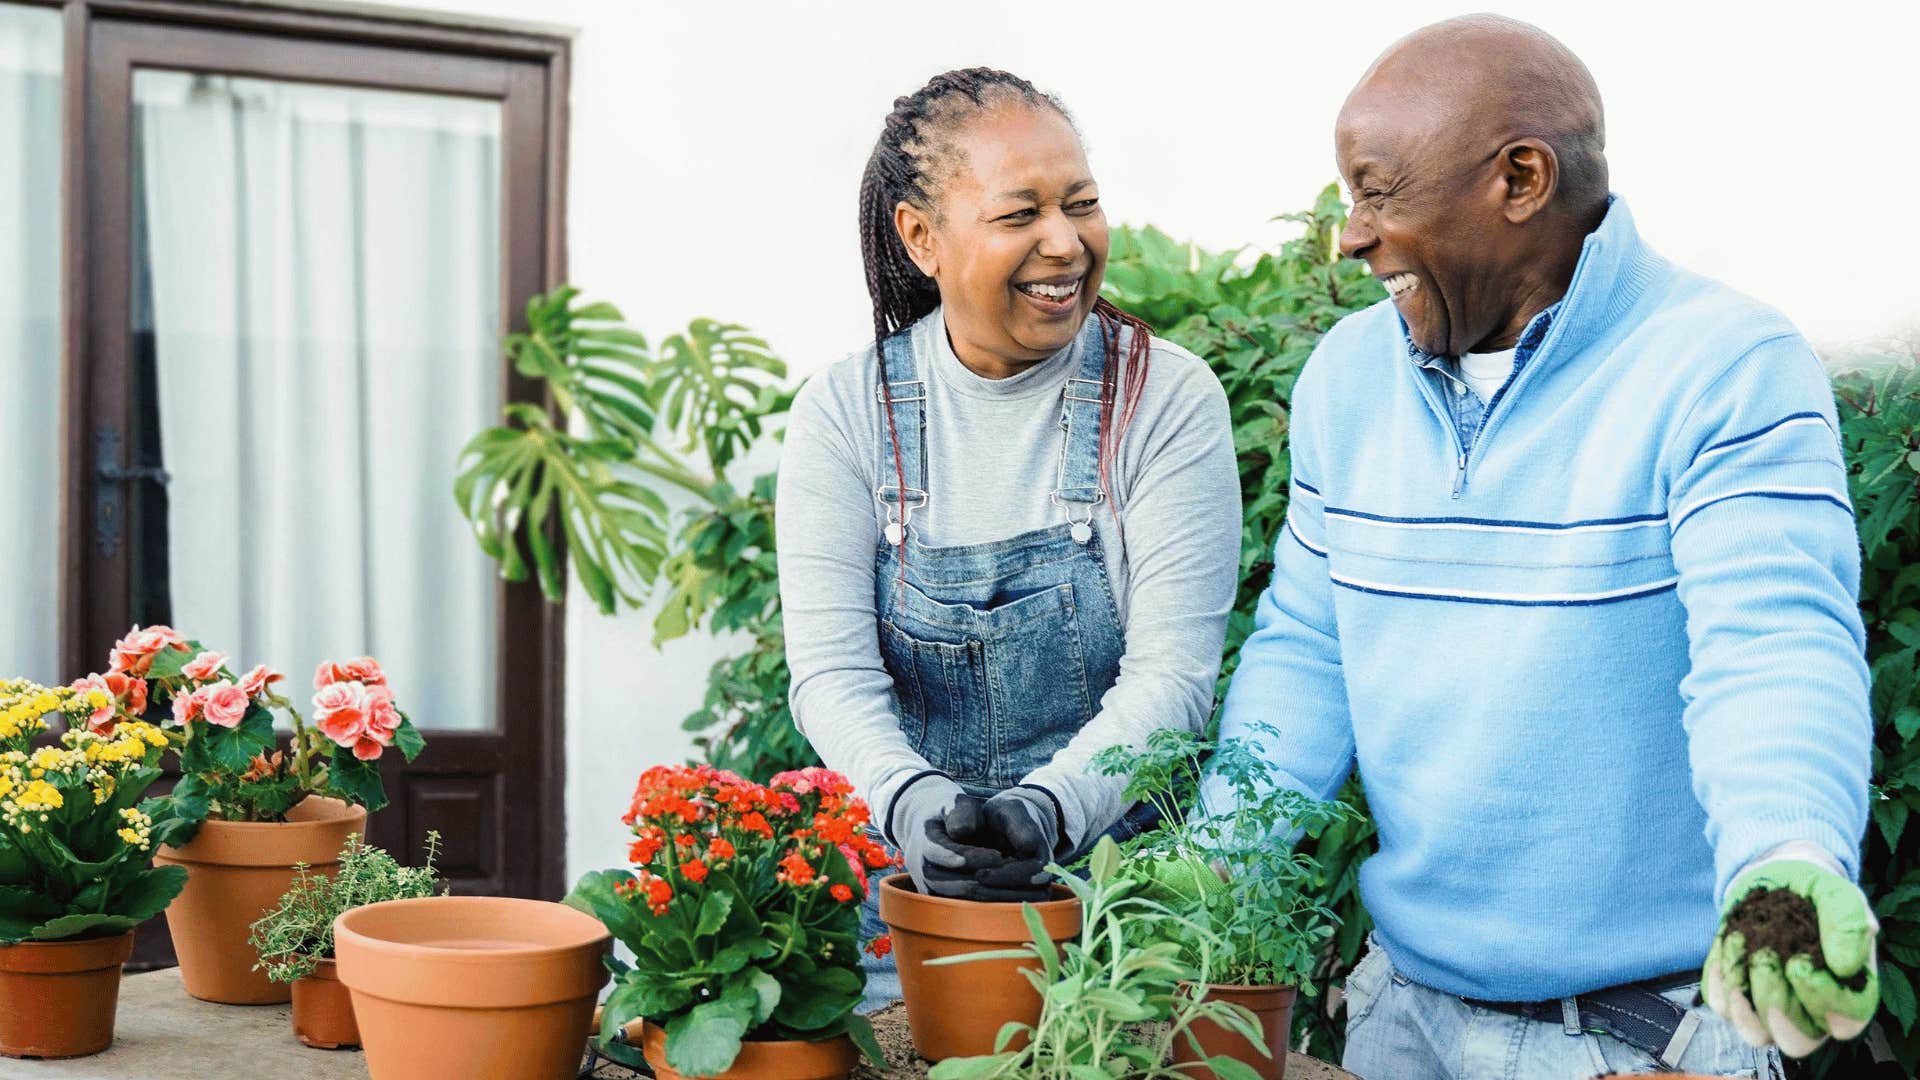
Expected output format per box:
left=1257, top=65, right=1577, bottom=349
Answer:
left=1053, top=315, right=1111, bottom=543
left=875, top=329, right=928, bottom=545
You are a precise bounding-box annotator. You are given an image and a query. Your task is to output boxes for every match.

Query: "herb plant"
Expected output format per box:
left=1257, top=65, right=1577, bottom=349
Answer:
left=927, top=836, right=1266, bottom=1080
left=248, top=832, right=444, bottom=983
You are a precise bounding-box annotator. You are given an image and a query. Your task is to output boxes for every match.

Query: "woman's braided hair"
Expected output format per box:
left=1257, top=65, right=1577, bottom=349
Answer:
left=858, top=68, right=1150, bottom=568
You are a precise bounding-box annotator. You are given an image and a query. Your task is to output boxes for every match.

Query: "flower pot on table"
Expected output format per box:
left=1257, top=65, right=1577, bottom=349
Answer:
left=877, top=873, right=1082, bottom=1061
left=641, top=1021, right=859, bottom=1080
left=335, top=895, right=610, bottom=1080
left=291, top=958, right=359, bottom=1049
left=0, top=930, right=135, bottom=1058
left=153, top=794, right=367, bottom=1004
left=1182, top=980, right=1296, bottom=1080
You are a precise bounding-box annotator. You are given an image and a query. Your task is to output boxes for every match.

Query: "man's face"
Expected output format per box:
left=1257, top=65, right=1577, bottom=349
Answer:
left=1334, top=94, right=1512, bottom=358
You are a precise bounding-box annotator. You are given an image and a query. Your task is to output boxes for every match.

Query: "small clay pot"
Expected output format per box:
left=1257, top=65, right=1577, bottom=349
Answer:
left=1182, top=981, right=1295, bottom=1080
left=291, top=958, right=359, bottom=1049
left=877, top=873, right=1082, bottom=1061
left=336, top=895, right=610, bottom=1080
left=154, top=794, right=367, bottom=1004
left=0, top=931, right=135, bottom=1059
left=641, top=1021, right=859, bottom=1080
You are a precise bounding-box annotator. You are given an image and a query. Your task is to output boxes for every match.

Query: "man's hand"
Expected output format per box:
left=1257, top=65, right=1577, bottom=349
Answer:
left=1703, top=858, right=1879, bottom=1058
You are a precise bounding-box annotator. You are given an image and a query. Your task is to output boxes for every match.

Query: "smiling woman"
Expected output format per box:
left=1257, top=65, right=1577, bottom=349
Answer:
left=776, top=67, right=1244, bottom=1017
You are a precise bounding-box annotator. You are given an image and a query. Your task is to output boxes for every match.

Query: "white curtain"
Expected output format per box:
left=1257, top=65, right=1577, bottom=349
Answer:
left=134, top=72, right=502, bottom=729
left=0, top=4, right=62, bottom=684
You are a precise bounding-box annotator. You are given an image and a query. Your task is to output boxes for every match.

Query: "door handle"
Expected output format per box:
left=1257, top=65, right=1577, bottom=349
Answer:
left=93, top=426, right=169, bottom=559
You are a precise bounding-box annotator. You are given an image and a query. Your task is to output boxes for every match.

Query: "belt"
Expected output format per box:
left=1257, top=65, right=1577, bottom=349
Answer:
left=1463, top=970, right=1702, bottom=1069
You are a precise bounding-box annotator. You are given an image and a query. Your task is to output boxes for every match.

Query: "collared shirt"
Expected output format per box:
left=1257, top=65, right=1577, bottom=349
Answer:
left=1405, top=302, right=1562, bottom=456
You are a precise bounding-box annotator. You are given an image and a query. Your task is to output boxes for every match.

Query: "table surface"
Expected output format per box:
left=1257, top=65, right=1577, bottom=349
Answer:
left=0, top=969, right=1358, bottom=1080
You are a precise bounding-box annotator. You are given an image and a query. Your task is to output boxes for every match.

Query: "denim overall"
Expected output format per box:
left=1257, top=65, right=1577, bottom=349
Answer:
left=858, top=317, right=1142, bottom=1010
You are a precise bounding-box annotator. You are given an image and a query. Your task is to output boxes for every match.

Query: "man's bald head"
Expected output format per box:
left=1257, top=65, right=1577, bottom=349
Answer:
left=1334, top=15, right=1610, bottom=357
left=1347, top=15, right=1607, bottom=218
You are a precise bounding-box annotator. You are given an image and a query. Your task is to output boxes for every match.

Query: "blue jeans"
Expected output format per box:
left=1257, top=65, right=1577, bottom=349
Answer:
left=1341, top=936, right=1785, bottom=1080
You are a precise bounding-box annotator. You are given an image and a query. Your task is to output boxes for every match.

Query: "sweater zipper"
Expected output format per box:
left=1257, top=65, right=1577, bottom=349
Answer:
left=1410, top=367, right=1472, bottom=499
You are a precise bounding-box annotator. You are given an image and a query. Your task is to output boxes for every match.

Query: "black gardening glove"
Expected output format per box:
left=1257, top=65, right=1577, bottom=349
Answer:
left=887, top=774, right=1050, bottom=902
left=973, top=785, right=1067, bottom=902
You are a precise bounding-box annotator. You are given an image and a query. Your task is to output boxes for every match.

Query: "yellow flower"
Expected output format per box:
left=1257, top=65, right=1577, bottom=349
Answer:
left=15, top=780, right=63, bottom=812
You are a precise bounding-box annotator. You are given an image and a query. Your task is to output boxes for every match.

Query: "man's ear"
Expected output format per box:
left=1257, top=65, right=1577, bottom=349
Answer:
left=1497, top=139, right=1559, bottom=225
left=895, top=201, right=939, bottom=278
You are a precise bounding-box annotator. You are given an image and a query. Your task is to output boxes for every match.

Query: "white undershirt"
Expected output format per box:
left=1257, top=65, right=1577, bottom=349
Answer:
left=1456, top=347, right=1517, bottom=403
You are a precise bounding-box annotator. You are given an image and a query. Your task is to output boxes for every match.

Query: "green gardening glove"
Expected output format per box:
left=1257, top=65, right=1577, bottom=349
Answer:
left=1702, top=858, right=1879, bottom=1058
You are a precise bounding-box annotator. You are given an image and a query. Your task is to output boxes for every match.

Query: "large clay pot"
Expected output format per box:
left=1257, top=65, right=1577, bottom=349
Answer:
left=641, top=1021, right=858, bottom=1080
left=877, top=873, right=1082, bottom=1061
left=0, top=931, right=135, bottom=1058
left=291, top=958, right=359, bottom=1049
left=1182, top=981, right=1295, bottom=1080
left=154, top=795, right=367, bottom=1004
left=336, top=895, right=610, bottom=1080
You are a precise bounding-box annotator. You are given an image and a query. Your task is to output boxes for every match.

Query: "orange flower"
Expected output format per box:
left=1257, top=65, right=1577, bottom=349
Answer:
left=645, top=875, right=673, bottom=915
left=864, top=934, right=892, bottom=959
left=739, top=812, right=773, bottom=838
left=707, top=836, right=735, bottom=861
left=682, top=859, right=709, bottom=884
left=776, top=850, right=816, bottom=887
left=830, top=883, right=854, bottom=903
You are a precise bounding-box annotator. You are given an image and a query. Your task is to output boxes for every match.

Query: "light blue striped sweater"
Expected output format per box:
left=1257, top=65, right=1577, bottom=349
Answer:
left=1213, top=197, right=1872, bottom=1001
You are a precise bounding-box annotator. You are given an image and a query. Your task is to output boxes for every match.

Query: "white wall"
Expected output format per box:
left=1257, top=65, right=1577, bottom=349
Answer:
left=377, top=0, right=1920, bottom=886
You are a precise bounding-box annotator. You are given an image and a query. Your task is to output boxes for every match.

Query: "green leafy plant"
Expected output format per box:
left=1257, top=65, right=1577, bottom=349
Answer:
left=453, top=290, right=807, bottom=778
left=248, top=832, right=444, bottom=983
left=927, top=836, right=1266, bottom=1080
left=564, top=765, right=893, bottom=1076
left=0, top=679, right=186, bottom=943
left=1095, top=725, right=1352, bottom=992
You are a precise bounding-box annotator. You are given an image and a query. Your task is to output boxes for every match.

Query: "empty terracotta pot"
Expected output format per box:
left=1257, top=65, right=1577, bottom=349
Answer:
left=291, top=958, right=359, bottom=1049
left=877, top=873, right=1081, bottom=1061
left=336, top=895, right=610, bottom=1080
left=154, top=795, right=367, bottom=1004
left=641, top=1021, right=858, bottom=1080
left=1182, top=981, right=1295, bottom=1080
left=0, top=931, right=135, bottom=1058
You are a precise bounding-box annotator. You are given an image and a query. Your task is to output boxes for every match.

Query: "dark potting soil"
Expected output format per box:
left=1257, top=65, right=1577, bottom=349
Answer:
left=1726, top=887, right=1823, bottom=964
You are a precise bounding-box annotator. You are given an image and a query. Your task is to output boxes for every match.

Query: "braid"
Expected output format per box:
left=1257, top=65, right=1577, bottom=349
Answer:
left=857, top=69, right=1154, bottom=565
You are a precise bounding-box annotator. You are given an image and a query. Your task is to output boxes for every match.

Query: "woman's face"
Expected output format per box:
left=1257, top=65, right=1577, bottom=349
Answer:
left=895, top=105, right=1107, bottom=379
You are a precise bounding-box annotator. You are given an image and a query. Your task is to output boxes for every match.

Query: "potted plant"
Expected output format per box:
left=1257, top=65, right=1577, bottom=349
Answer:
left=97, top=624, right=426, bottom=1003
left=925, top=836, right=1267, bottom=1080
left=1091, top=725, right=1355, bottom=1080
left=0, top=678, right=186, bottom=1058
left=565, top=764, right=895, bottom=1079
left=248, top=832, right=443, bottom=1048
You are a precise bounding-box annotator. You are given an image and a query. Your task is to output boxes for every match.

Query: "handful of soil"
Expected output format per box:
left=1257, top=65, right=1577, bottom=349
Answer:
left=1725, top=886, right=1824, bottom=964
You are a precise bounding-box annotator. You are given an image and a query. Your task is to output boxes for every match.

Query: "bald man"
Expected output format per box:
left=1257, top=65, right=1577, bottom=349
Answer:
left=1208, top=15, right=1875, bottom=1079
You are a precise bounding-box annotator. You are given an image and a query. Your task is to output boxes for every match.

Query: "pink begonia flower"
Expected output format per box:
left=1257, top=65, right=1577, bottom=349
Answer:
left=173, top=688, right=203, bottom=725
left=199, top=681, right=250, bottom=729
left=313, top=657, right=386, bottom=690
left=238, top=665, right=285, bottom=699
left=111, top=672, right=149, bottom=716
left=181, top=650, right=228, bottom=682
left=364, top=685, right=402, bottom=743
left=313, top=681, right=370, bottom=747
left=109, top=624, right=189, bottom=676
left=350, top=733, right=387, bottom=761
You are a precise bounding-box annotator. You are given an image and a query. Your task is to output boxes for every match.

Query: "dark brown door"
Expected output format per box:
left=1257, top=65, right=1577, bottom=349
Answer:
left=62, top=7, right=568, bottom=967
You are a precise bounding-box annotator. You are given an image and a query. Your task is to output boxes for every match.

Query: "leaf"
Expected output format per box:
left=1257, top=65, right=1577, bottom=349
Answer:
left=694, top=889, right=733, bottom=939
left=393, top=716, right=426, bottom=763
left=771, top=965, right=860, bottom=1030
left=1202, top=1057, right=1267, bottom=1080
left=1884, top=960, right=1917, bottom=1035
left=323, top=753, right=388, bottom=813
left=198, top=707, right=276, bottom=774
left=842, top=1014, right=885, bottom=1067
left=29, top=913, right=143, bottom=942
left=663, top=995, right=754, bottom=1077
left=112, top=865, right=189, bottom=923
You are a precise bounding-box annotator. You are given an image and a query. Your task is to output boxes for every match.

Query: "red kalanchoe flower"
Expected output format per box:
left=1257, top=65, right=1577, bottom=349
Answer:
left=776, top=850, right=816, bottom=887
left=707, top=836, right=735, bottom=861
left=682, top=859, right=709, bottom=884
left=864, top=934, right=892, bottom=959
left=830, top=883, right=854, bottom=903
left=645, top=875, right=673, bottom=915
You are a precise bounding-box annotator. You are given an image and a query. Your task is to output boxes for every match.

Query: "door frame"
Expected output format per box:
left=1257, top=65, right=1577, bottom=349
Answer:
left=38, top=0, right=571, bottom=913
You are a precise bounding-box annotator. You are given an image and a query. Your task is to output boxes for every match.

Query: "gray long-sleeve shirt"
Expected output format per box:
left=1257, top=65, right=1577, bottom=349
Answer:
left=776, top=307, right=1241, bottom=846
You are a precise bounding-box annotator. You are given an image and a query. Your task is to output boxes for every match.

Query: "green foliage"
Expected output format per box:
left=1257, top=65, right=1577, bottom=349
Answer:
left=247, top=832, right=443, bottom=983
left=928, top=836, right=1266, bottom=1080
left=1814, top=356, right=1920, bottom=1077
left=1094, top=725, right=1353, bottom=991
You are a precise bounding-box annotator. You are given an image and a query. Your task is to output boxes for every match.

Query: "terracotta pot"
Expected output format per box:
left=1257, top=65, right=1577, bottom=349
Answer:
left=336, top=895, right=610, bottom=1080
left=154, top=794, right=367, bottom=1004
left=0, top=931, right=135, bottom=1059
left=1182, top=981, right=1295, bottom=1080
left=291, top=958, right=359, bottom=1049
left=641, top=1021, right=858, bottom=1080
left=877, top=873, right=1082, bottom=1061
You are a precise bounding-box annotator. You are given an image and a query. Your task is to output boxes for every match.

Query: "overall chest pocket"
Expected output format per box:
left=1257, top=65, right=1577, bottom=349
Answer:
left=878, top=581, right=1094, bottom=787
